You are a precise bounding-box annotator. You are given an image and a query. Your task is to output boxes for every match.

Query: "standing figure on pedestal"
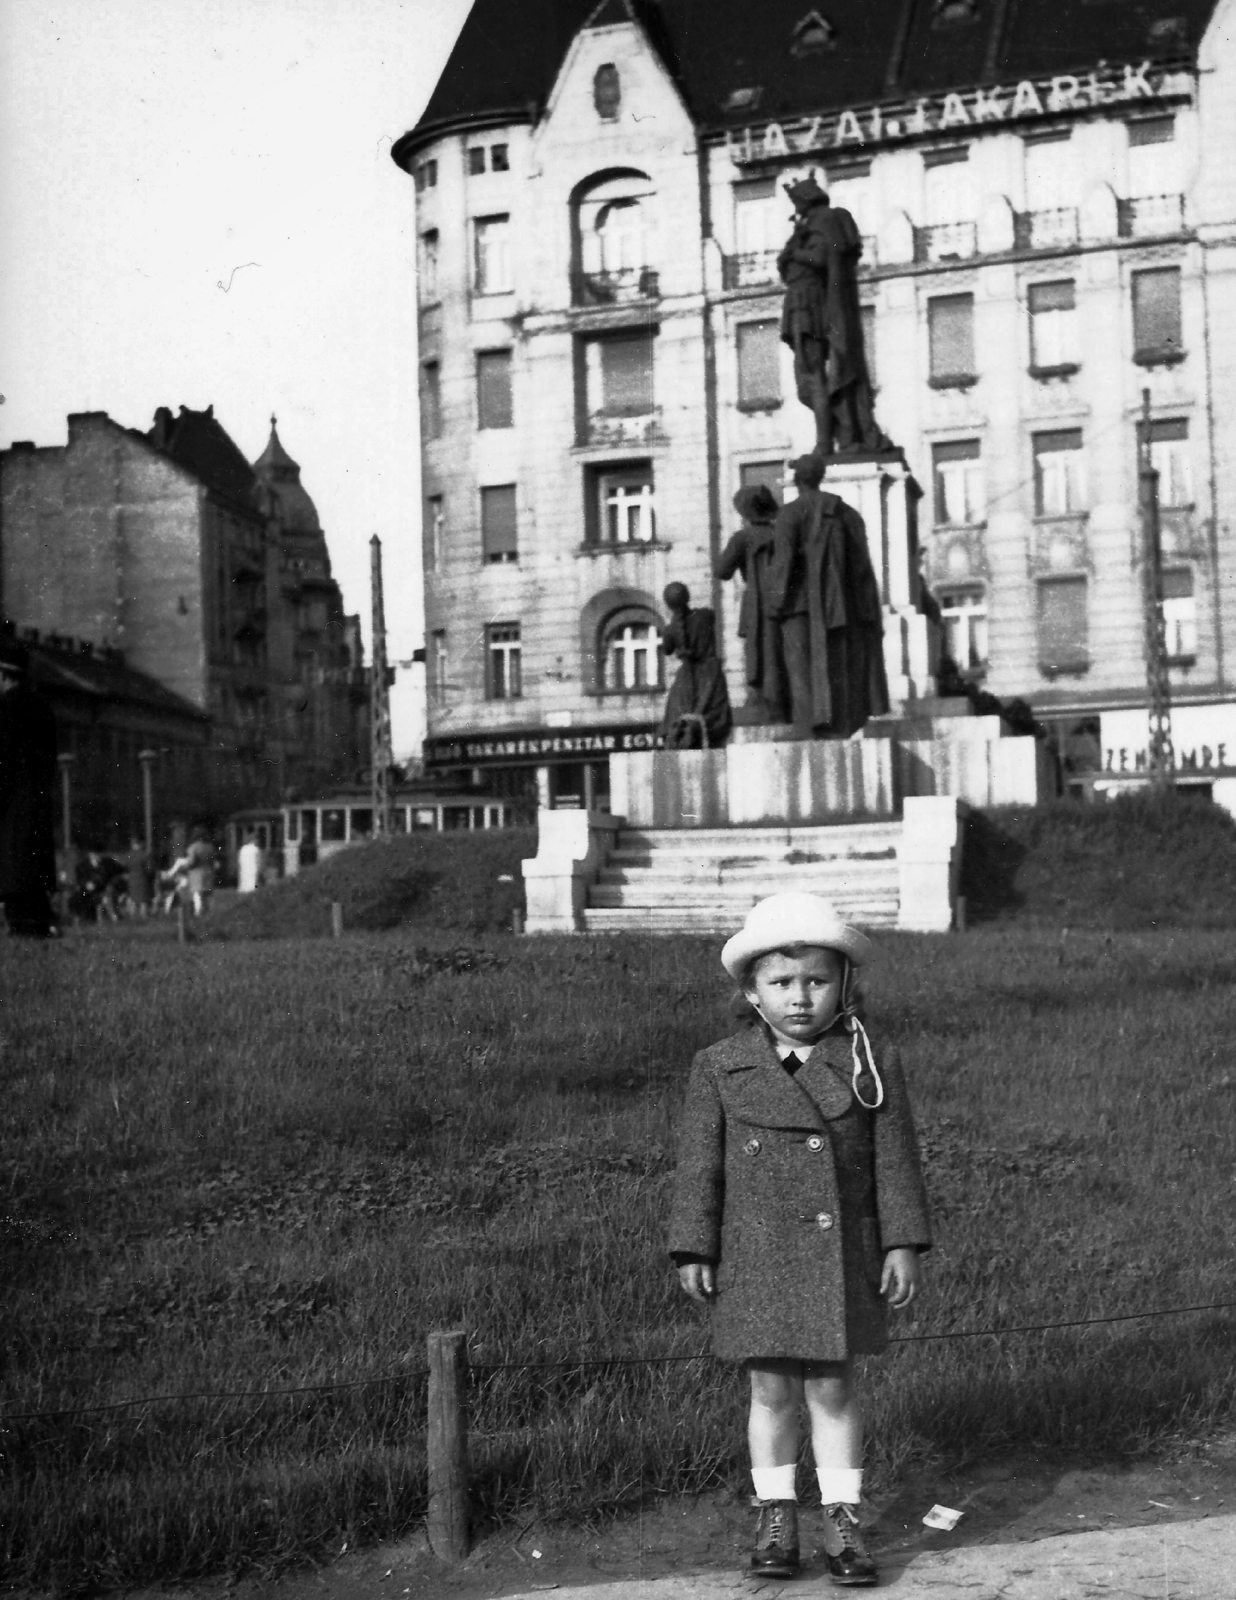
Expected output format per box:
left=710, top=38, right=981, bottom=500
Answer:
left=779, top=177, right=890, bottom=459
left=715, top=484, right=789, bottom=722
left=660, top=583, right=732, bottom=749
left=768, top=456, right=890, bottom=738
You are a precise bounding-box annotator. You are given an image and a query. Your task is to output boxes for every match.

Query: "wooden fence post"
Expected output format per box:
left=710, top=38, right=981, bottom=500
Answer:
left=427, top=1328, right=469, bottom=1560
left=330, top=901, right=343, bottom=938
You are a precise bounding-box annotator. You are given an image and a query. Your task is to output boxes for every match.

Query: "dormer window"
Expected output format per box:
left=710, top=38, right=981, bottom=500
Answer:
left=594, top=63, right=621, bottom=121
left=791, top=10, right=836, bottom=57
left=932, top=0, right=980, bottom=27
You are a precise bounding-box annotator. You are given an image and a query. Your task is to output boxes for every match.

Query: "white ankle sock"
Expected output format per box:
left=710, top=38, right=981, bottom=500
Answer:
left=751, top=1464, right=797, bottom=1501
left=817, top=1466, right=863, bottom=1505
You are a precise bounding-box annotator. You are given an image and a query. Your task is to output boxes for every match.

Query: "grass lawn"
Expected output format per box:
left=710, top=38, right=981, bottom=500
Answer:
left=4, top=911, right=1236, bottom=1593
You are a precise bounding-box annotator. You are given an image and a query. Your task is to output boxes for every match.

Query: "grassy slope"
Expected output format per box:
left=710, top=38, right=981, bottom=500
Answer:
left=4, top=921, right=1236, bottom=1591
left=961, top=793, right=1236, bottom=928
left=203, top=829, right=536, bottom=940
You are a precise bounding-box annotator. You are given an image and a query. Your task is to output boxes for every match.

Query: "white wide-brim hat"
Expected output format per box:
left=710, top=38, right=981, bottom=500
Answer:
left=721, top=892, right=872, bottom=980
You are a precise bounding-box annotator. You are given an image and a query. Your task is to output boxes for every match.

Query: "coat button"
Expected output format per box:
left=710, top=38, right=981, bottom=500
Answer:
left=743, top=1137, right=761, bottom=1156
left=806, top=1135, right=824, bottom=1152
left=815, top=1211, right=834, bottom=1230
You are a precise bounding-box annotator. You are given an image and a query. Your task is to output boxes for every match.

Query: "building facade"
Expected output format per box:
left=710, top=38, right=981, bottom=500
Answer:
left=0, top=407, right=368, bottom=833
left=395, top=0, right=1236, bottom=802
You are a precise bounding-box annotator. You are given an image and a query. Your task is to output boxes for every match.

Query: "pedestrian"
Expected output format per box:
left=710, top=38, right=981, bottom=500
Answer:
left=668, top=892, right=931, bottom=1585
left=124, top=836, right=154, bottom=916
left=178, top=827, right=216, bottom=915
left=237, top=831, right=263, bottom=893
left=0, top=640, right=60, bottom=938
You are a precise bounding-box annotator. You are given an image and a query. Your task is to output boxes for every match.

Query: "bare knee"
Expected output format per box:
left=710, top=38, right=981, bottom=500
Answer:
left=803, top=1361, right=853, bottom=1417
left=749, top=1361, right=803, bottom=1415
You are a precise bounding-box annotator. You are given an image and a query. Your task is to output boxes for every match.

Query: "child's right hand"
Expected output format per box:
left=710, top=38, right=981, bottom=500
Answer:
left=678, top=1262, right=716, bottom=1302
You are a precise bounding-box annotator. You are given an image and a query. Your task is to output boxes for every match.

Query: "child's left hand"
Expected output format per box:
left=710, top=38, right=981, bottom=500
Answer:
left=880, top=1247, right=919, bottom=1309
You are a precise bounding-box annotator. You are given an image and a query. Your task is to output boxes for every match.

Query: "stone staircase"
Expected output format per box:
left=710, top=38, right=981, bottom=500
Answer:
left=582, top=821, right=903, bottom=934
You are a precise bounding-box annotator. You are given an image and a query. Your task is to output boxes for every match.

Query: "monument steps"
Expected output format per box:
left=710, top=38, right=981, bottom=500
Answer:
left=580, top=820, right=905, bottom=933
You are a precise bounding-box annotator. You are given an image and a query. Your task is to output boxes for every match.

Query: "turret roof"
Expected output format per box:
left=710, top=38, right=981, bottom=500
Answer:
left=251, top=416, right=323, bottom=536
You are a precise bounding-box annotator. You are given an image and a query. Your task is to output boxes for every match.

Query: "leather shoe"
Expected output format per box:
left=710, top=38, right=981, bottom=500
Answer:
left=750, top=1498, right=800, bottom=1577
left=820, top=1502, right=877, bottom=1586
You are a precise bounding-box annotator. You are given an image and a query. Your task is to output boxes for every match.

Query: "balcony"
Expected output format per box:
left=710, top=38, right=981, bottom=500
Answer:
left=1118, top=193, right=1186, bottom=238
left=722, top=250, right=780, bottom=290
left=581, top=409, right=666, bottom=448
left=1014, top=207, right=1079, bottom=250
left=1029, top=513, right=1090, bottom=577
left=1159, top=506, right=1207, bottom=560
left=914, top=221, right=977, bottom=264
left=924, top=523, right=987, bottom=586
left=572, top=267, right=659, bottom=307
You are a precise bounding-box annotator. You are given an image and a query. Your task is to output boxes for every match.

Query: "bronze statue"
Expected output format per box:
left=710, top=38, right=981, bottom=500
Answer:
left=715, top=484, right=791, bottom=722
left=660, top=582, right=732, bottom=748
left=779, top=177, right=890, bottom=458
left=767, top=455, right=890, bottom=737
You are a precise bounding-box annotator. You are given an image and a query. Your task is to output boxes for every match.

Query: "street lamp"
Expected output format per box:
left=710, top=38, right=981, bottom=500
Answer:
left=57, top=752, right=75, bottom=851
left=138, top=748, right=158, bottom=856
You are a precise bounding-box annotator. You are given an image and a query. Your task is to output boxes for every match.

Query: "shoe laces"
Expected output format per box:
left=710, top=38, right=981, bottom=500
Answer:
left=759, top=1502, right=792, bottom=1547
left=824, top=1502, right=864, bottom=1552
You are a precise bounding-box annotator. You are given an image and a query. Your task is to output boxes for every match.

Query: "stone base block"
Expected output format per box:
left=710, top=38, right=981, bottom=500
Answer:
left=522, top=809, right=621, bottom=932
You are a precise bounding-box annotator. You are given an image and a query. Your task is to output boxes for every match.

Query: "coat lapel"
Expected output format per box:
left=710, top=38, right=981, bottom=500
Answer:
left=719, top=1027, right=853, bottom=1127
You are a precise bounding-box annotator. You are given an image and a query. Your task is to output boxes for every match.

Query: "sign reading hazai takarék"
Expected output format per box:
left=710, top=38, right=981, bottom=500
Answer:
left=722, top=60, right=1192, bottom=164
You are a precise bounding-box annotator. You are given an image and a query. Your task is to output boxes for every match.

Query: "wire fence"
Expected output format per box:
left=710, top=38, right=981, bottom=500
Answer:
left=6, top=1295, right=1234, bottom=1425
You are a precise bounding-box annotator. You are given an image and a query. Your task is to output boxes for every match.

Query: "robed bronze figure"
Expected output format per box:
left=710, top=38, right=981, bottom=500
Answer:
left=779, top=176, right=889, bottom=459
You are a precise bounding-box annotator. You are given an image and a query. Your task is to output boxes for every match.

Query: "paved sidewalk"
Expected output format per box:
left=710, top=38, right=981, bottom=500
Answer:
left=496, top=1511, right=1236, bottom=1599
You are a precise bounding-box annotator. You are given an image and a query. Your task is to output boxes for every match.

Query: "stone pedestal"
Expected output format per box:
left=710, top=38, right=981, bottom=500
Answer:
left=521, top=809, right=621, bottom=933
left=821, top=452, right=938, bottom=710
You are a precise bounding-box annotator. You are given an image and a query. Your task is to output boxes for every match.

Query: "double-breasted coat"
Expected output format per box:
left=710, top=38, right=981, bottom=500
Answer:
left=668, top=1021, right=931, bottom=1363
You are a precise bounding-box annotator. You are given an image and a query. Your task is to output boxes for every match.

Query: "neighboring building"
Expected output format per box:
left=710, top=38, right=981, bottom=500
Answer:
left=394, top=0, right=1236, bottom=803
left=0, top=406, right=368, bottom=834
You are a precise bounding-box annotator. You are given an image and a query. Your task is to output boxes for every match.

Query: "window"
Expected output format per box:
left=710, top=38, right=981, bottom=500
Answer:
left=486, top=622, right=522, bottom=698
left=736, top=319, right=781, bottom=408
left=431, top=629, right=447, bottom=702
left=861, top=304, right=876, bottom=388
left=586, top=332, right=654, bottom=417
left=1147, top=418, right=1192, bottom=507
left=594, top=63, right=621, bottom=120
left=928, top=293, right=975, bottom=385
left=1028, top=280, right=1077, bottom=373
left=924, top=148, right=974, bottom=219
left=321, top=809, right=346, bottom=842
left=734, top=177, right=780, bottom=255
left=474, top=215, right=512, bottom=294
left=1024, top=134, right=1072, bottom=212
left=481, top=484, right=518, bottom=563
left=418, top=230, right=439, bottom=305
left=579, top=175, right=650, bottom=280
left=739, top=460, right=784, bottom=505
left=601, top=612, right=662, bottom=690
left=1033, top=429, right=1086, bottom=516
left=828, top=169, right=872, bottom=238
left=1127, top=116, right=1179, bottom=196
left=1037, top=576, right=1089, bottom=673
left=414, top=159, right=438, bottom=192
left=589, top=463, right=656, bottom=545
left=468, top=147, right=486, bottom=175
left=932, top=440, right=984, bottom=525
left=1161, top=568, right=1197, bottom=659
left=1132, top=267, right=1183, bottom=363
left=938, top=587, right=988, bottom=672
left=420, top=361, right=442, bottom=440
left=476, top=350, right=513, bottom=430
left=490, top=144, right=509, bottom=172
left=425, top=494, right=444, bottom=571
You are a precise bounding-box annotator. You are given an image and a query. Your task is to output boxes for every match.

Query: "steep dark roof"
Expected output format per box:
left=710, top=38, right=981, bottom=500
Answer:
left=146, top=405, right=259, bottom=510
left=23, top=636, right=209, bottom=724
left=393, top=0, right=1219, bottom=164
left=251, top=417, right=323, bottom=535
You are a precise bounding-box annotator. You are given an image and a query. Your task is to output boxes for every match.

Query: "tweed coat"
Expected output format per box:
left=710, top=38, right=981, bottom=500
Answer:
left=668, top=1020, right=931, bottom=1363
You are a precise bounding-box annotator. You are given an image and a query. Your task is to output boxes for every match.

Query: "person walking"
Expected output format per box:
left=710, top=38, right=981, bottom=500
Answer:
left=669, top=893, right=931, bottom=1585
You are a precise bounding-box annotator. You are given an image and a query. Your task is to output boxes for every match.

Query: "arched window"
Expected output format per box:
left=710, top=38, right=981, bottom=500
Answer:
left=600, top=607, right=663, bottom=692
left=579, top=586, right=663, bottom=696
left=572, top=170, right=657, bottom=305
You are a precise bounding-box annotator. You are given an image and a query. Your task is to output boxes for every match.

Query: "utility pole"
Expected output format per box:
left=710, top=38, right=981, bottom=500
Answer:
left=1138, top=389, right=1174, bottom=793
left=369, top=534, right=394, bottom=838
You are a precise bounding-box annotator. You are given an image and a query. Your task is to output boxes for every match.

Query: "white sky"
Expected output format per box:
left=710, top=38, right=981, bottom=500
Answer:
left=0, top=0, right=472, bottom=745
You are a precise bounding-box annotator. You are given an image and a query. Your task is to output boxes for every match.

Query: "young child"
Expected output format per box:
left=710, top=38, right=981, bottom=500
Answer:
left=668, top=892, right=931, bottom=1585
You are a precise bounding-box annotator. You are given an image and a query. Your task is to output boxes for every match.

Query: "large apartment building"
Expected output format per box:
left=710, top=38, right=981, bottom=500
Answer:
left=394, top=0, right=1236, bottom=806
